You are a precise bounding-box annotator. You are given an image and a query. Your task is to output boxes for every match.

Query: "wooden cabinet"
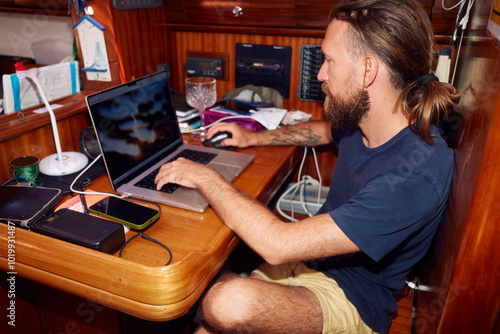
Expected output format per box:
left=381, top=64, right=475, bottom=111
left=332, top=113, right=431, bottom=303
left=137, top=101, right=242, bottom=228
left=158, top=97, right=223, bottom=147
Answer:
left=0, top=0, right=68, bottom=15
left=11, top=0, right=67, bottom=8
left=166, top=0, right=458, bottom=36
left=182, top=0, right=295, bottom=27
left=296, top=0, right=333, bottom=29
left=169, top=0, right=332, bottom=28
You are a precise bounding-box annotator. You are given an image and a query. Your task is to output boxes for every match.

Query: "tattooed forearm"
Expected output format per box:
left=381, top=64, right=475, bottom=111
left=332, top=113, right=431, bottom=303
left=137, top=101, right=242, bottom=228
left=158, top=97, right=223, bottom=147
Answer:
left=269, top=125, right=322, bottom=146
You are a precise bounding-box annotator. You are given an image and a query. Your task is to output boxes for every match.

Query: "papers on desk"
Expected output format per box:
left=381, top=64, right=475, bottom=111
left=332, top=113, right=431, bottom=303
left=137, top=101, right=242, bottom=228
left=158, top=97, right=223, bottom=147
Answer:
left=2, top=61, right=80, bottom=114
left=173, top=91, right=201, bottom=132
left=178, top=112, right=200, bottom=132
left=250, top=108, right=287, bottom=130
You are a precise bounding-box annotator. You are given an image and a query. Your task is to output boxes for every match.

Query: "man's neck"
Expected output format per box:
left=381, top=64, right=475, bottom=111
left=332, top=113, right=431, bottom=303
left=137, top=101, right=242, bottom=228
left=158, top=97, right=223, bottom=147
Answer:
left=359, top=99, right=408, bottom=149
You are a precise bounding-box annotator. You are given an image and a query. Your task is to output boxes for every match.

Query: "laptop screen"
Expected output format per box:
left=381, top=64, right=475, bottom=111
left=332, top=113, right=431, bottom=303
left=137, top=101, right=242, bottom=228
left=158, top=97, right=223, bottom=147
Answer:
left=86, top=71, right=182, bottom=187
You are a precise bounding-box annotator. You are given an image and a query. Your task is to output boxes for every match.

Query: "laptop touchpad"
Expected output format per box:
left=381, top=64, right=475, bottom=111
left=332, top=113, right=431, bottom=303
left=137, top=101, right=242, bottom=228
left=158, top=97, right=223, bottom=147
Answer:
left=209, top=163, right=242, bottom=182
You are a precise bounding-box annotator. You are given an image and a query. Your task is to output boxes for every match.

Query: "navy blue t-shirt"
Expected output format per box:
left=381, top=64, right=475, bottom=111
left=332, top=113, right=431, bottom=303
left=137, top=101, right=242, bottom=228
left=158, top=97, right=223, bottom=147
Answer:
left=309, top=125, right=453, bottom=333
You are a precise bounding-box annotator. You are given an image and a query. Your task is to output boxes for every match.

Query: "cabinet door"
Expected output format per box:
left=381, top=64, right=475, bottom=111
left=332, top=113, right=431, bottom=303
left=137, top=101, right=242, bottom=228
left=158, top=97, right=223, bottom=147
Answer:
left=14, top=0, right=67, bottom=9
left=184, top=0, right=295, bottom=27
left=296, top=0, right=335, bottom=28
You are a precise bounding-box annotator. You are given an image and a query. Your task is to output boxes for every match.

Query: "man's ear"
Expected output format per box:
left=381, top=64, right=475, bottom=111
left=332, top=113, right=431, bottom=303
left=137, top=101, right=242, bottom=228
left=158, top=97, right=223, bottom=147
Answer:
left=363, top=55, right=378, bottom=88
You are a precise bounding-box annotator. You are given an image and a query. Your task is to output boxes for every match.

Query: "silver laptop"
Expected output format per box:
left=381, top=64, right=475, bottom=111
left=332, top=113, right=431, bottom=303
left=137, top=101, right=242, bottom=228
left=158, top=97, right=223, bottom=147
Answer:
left=86, top=71, right=254, bottom=212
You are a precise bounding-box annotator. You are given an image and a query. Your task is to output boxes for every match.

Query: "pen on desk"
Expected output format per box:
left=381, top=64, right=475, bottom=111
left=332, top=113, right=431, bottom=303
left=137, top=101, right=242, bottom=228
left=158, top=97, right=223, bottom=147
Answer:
left=80, top=193, right=89, bottom=214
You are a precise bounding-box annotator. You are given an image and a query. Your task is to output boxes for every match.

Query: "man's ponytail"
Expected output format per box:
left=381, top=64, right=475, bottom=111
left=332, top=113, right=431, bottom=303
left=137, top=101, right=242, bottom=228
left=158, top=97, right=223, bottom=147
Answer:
left=398, top=74, right=467, bottom=145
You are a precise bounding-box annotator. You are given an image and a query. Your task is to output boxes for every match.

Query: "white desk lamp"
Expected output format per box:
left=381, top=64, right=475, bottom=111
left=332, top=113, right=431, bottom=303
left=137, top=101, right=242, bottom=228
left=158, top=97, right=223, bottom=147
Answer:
left=25, top=68, right=88, bottom=176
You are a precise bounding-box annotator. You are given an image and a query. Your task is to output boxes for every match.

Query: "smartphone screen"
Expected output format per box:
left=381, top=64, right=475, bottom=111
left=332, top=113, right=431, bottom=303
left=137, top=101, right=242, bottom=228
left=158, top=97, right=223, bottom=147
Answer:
left=89, top=197, right=159, bottom=230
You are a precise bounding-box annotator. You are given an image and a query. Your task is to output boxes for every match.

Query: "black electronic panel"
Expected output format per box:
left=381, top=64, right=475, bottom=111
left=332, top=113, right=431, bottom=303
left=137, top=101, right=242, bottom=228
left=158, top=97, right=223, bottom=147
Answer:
left=235, top=43, right=292, bottom=98
left=185, top=57, right=224, bottom=78
left=298, top=44, right=325, bottom=102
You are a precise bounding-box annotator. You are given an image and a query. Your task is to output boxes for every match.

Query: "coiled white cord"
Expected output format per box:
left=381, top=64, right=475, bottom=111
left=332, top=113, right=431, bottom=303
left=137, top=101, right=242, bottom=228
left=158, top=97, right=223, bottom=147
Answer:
left=276, top=146, right=324, bottom=222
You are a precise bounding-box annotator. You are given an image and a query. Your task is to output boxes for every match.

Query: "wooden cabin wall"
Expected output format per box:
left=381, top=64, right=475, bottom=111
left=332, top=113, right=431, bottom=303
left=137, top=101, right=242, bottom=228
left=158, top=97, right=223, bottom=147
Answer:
left=106, top=18, right=336, bottom=183
left=412, top=1, right=500, bottom=333
left=89, top=1, right=460, bottom=187
left=67, top=1, right=498, bottom=330
left=167, top=29, right=334, bottom=184
left=111, top=7, right=171, bottom=82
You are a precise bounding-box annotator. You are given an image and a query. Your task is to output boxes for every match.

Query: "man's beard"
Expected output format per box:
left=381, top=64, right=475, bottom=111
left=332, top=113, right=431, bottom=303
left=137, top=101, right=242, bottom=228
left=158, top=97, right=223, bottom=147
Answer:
left=322, top=81, right=370, bottom=128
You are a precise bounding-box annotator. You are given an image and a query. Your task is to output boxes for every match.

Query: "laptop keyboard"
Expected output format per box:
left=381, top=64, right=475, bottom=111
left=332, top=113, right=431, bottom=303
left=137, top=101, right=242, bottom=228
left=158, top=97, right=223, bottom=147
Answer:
left=134, top=149, right=217, bottom=194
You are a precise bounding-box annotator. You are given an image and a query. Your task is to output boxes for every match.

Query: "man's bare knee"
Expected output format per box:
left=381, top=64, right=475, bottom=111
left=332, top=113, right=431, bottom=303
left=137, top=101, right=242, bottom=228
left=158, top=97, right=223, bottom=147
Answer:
left=201, top=276, right=257, bottom=331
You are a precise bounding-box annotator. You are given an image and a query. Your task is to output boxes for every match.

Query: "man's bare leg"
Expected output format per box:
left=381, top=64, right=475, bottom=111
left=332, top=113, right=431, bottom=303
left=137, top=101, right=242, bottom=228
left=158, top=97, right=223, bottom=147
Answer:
left=194, top=272, right=323, bottom=334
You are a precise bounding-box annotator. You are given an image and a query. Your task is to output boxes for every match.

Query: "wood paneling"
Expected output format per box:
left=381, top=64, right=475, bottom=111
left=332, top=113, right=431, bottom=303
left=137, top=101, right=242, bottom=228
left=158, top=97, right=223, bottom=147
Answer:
left=296, top=0, right=335, bottom=29
left=164, top=0, right=185, bottom=23
left=168, top=30, right=324, bottom=105
left=167, top=29, right=336, bottom=184
left=108, top=1, right=460, bottom=187
left=184, top=0, right=295, bottom=27
left=411, top=1, right=500, bottom=333
left=166, top=0, right=459, bottom=35
left=0, top=0, right=68, bottom=15
left=0, top=272, right=44, bottom=334
left=13, top=0, right=67, bottom=7
left=111, top=5, right=171, bottom=82
left=0, top=93, right=91, bottom=183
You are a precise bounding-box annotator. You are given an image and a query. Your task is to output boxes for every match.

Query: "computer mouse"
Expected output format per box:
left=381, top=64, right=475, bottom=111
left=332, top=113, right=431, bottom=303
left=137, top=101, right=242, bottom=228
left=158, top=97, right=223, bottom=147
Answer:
left=202, top=131, right=235, bottom=150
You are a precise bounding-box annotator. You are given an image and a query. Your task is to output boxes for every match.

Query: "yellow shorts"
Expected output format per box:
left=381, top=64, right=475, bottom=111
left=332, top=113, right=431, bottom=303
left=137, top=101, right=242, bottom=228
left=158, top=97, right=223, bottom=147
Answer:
left=253, top=262, right=377, bottom=334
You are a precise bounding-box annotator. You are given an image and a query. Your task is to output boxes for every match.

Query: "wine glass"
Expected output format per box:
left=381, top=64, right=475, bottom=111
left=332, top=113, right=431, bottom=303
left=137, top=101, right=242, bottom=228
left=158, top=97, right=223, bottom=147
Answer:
left=185, top=77, right=217, bottom=140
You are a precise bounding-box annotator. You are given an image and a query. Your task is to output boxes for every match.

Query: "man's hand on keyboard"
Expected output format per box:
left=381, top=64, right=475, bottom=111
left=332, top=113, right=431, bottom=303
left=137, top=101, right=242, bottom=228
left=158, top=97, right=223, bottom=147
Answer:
left=154, top=158, right=224, bottom=191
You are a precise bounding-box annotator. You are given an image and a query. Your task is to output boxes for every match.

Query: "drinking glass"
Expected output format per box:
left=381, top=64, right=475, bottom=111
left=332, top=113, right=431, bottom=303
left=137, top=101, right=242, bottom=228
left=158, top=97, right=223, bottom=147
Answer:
left=185, top=77, right=217, bottom=140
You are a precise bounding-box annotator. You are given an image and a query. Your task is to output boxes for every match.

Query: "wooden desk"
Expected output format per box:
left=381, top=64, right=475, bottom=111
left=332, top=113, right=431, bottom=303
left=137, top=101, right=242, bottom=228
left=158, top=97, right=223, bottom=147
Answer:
left=0, top=137, right=301, bottom=321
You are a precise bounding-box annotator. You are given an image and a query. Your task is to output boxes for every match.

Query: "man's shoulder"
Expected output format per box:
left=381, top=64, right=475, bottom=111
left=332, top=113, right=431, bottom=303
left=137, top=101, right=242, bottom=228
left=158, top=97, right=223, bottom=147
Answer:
left=376, top=127, right=454, bottom=196
left=400, top=127, right=453, bottom=171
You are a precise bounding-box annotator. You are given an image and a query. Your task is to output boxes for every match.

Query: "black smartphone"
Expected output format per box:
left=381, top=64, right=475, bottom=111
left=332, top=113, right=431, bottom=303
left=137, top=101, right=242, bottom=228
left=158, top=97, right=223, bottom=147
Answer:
left=89, top=197, right=160, bottom=230
left=218, top=99, right=256, bottom=114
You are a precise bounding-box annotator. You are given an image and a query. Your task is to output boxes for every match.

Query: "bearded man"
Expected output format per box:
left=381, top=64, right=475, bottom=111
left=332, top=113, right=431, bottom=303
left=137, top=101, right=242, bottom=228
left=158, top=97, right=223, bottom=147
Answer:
left=155, top=1, right=466, bottom=333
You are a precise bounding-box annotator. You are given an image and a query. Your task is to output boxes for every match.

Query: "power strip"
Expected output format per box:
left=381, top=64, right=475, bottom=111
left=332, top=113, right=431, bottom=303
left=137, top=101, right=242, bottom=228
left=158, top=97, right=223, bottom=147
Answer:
left=278, top=182, right=329, bottom=215
left=436, top=47, right=451, bottom=83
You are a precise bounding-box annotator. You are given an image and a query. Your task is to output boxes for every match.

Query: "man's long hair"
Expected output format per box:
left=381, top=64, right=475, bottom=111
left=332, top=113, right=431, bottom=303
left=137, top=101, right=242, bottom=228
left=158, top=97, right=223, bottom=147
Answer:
left=329, top=0, right=467, bottom=145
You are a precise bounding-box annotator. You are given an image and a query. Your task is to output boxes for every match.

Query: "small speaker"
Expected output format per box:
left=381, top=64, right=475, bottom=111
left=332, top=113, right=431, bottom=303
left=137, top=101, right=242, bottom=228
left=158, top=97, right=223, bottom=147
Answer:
left=79, top=126, right=101, bottom=160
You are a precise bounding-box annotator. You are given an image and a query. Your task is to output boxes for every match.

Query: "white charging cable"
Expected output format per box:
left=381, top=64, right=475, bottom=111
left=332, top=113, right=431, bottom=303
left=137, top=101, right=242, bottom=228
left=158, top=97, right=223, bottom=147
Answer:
left=276, top=147, right=324, bottom=222
left=69, top=153, right=125, bottom=199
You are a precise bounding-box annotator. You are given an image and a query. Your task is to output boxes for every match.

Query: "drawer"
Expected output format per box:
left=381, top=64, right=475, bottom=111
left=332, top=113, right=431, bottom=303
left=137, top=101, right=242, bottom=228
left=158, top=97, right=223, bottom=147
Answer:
left=184, top=0, right=295, bottom=27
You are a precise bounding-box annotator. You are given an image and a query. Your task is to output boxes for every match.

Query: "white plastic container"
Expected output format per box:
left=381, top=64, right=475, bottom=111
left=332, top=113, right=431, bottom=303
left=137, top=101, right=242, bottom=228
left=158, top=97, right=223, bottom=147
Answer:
left=31, top=37, right=73, bottom=65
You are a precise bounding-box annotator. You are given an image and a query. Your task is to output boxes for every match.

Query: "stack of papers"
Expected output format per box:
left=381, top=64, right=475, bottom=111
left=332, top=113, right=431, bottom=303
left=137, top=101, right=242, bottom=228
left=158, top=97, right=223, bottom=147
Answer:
left=178, top=111, right=200, bottom=131
left=173, top=91, right=199, bottom=131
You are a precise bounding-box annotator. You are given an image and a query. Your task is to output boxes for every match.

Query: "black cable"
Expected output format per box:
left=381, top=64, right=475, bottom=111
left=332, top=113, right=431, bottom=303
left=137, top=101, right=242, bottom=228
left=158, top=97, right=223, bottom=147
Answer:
left=117, top=196, right=173, bottom=266
left=80, top=192, right=89, bottom=214
left=140, top=234, right=173, bottom=266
